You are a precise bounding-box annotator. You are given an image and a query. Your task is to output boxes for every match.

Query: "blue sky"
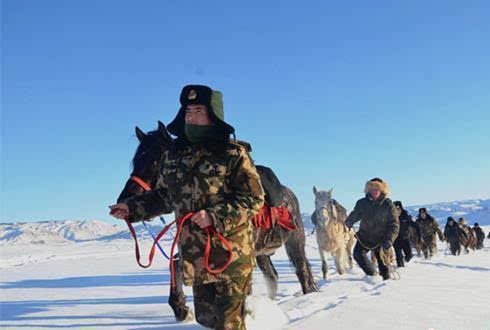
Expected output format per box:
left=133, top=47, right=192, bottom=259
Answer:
left=2, top=1, right=489, bottom=223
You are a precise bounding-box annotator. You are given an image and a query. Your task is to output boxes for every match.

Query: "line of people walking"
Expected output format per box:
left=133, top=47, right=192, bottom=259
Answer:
left=344, top=177, right=486, bottom=281
left=444, top=217, right=486, bottom=255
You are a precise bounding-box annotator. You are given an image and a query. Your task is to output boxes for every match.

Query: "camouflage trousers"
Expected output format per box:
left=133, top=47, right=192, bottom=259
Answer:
left=421, top=235, right=437, bottom=258
left=193, top=274, right=252, bottom=330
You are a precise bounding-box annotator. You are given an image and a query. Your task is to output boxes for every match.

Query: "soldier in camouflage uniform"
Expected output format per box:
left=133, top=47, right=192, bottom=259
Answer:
left=416, top=208, right=444, bottom=259
left=110, top=85, right=265, bottom=330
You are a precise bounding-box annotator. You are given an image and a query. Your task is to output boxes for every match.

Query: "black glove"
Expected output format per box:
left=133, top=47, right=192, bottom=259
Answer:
left=382, top=241, right=392, bottom=250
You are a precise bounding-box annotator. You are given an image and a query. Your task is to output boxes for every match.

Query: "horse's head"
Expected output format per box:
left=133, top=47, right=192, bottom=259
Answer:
left=117, top=121, right=173, bottom=202
left=313, top=186, right=338, bottom=227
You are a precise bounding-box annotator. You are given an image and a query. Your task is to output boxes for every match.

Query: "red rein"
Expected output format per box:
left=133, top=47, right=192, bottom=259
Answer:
left=120, top=176, right=233, bottom=288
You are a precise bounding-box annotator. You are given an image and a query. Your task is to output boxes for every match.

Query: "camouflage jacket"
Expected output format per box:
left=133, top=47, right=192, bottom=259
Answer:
left=416, top=216, right=444, bottom=241
left=345, top=194, right=400, bottom=247
left=125, top=139, right=265, bottom=286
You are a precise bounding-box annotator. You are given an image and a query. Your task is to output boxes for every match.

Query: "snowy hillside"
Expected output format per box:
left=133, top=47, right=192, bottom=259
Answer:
left=1, top=208, right=489, bottom=329
left=1, top=225, right=489, bottom=329
left=406, top=198, right=490, bottom=225
left=0, top=219, right=175, bottom=245
left=2, top=198, right=488, bottom=246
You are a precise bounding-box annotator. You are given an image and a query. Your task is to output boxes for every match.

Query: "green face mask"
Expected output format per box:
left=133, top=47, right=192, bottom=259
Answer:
left=184, top=124, right=217, bottom=143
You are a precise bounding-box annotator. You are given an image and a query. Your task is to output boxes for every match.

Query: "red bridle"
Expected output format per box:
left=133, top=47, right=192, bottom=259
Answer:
left=130, top=175, right=152, bottom=192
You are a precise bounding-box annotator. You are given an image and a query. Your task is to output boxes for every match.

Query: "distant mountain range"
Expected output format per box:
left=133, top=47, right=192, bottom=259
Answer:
left=0, top=219, right=175, bottom=245
left=1, top=199, right=488, bottom=245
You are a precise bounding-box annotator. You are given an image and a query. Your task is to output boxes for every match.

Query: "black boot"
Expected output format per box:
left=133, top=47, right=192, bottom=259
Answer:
left=380, top=270, right=391, bottom=280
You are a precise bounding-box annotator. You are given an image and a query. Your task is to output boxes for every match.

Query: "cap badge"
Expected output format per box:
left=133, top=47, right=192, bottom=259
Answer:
left=188, top=89, right=197, bottom=100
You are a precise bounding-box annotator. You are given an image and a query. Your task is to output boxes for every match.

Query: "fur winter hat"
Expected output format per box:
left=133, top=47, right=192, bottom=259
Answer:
left=167, top=84, right=235, bottom=138
left=364, top=177, right=389, bottom=196
left=394, top=201, right=403, bottom=209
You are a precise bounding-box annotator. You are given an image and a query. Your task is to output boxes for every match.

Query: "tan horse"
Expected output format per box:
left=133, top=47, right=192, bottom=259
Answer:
left=312, top=186, right=356, bottom=279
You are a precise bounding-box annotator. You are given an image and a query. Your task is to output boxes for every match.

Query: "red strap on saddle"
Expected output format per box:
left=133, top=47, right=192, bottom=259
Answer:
left=253, top=205, right=296, bottom=231
left=276, top=206, right=296, bottom=231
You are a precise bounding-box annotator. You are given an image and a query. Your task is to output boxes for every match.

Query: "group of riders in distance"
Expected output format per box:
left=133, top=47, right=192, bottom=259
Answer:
left=109, top=84, right=487, bottom=330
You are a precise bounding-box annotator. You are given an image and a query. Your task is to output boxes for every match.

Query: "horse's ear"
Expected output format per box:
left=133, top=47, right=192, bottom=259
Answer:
left=135, top=126, right=146, bottom=142
left=328, top=187, right=334, bottom=196
left=157, top=120, right=171, bottom=141
left=313, top=186, right=317, bottom=195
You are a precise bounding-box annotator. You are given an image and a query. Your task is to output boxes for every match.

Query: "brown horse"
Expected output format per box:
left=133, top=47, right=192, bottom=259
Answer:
left=460, top=226, right=477, bottom=253
left=117, top=122, right=319, bottom=322
left=458, top=218, right=477, bottom=253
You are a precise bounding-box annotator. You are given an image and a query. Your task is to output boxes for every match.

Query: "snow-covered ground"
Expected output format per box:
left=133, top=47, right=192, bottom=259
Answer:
left=1, top=221, right=489, bottom=329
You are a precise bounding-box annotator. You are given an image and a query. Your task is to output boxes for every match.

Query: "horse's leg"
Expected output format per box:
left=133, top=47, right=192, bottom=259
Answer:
left=283, top=231, right=320, bottom=293
left=282, top=186, right=319, bottom=293
left=168, top=256, right=192, bottom=322
left=347, top=232, right=355, bottom=269
left=319, top=247, right=329, bottom=279
left=334, top=247, right=346, bottom=275
left=256, top=255, right=278, bottom=299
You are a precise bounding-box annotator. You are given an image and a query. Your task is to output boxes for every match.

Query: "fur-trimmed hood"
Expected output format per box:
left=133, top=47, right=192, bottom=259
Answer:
left=364, top=179, right=389, bottom=196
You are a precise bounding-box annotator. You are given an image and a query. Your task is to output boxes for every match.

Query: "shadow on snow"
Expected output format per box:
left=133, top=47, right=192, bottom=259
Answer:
left=0, top=272, right=170, bottom=289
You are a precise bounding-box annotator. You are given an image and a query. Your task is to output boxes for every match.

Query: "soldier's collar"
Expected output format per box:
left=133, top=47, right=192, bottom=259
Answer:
left=173, top=137, right=227, bottom=154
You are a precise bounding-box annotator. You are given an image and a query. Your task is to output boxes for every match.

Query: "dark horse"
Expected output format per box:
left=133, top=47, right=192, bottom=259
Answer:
left=117, top=121, right=319, bottom=322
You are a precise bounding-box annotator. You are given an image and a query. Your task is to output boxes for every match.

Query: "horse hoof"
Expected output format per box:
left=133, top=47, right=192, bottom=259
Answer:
left=175, top=307, right=192, bottom=322
left=182, top=309, right=194, bottom=323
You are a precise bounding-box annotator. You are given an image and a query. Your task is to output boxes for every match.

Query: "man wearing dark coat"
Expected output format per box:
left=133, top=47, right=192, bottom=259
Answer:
left=393, top=201, right=420, bottom=267
left=473, top=223, right=485, bottom=249
left=444, top=217, right=467, bottom=256
left=345, top=178, right=400, bottom=280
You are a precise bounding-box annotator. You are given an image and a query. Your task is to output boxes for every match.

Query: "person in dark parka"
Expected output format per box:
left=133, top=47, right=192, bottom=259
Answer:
left=473, top=223, right=485, bottom=249
left=345, top=178, right=400, bottom=280
left=444, top=217, right=467, bottom=256
left=393, top=201, right=420, bottom=267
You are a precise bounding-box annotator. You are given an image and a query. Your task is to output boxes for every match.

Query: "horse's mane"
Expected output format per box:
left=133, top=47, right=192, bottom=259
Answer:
left=333, top=199, right=347, bottom=218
